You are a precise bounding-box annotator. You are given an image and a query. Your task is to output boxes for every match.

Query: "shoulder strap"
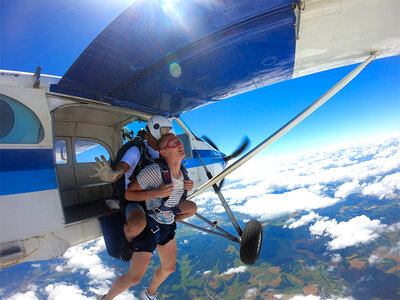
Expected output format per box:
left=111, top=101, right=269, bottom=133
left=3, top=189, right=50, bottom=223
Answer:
left=154, top=158, right=171, bottom=184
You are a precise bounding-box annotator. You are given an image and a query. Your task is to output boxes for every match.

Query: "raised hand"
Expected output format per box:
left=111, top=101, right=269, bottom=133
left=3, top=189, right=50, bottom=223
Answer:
left=90, top=155, right=123, bottom=182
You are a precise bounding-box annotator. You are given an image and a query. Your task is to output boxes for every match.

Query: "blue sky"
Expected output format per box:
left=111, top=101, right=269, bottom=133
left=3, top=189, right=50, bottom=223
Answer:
left=1, top=0, right=399, bottom=157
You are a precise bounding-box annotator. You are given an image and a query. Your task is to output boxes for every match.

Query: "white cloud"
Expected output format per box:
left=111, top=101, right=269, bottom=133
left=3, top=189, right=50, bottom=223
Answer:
left=288, top=296, right=354, bottom=300
left=285, top=211, right=322, bottom=229
left=203, top=270, right=211, bottom=276
left=6, top=285, right=38, bottom=300
left=55, top=265, right=64, bottom=272
left=242, top=287, right=257, bottom=299
left=361, top=172, right=400, bottom=199
left=309, top=215, right=385, bottom=250
left=89, top=237, right=106, bottom=254
left=6, top=291, right=39, bottom=300
left=232, top=189, right=339, bottom=221
left=368, top=254, right=383, bottom=265
left=197, top=133, right=400, bottom=222
left=289, top=296, right=321, bottom=300
left=45, top=284, right=94, bottom=300
left=331, top=253, right=342, bottom=263
left=335, top=181, right=361, bottom=198
left=223, top=266, right=248, bottom=276
left=63, top=238, right=115, bottom=281
left=389, top=241, right=400, bottom=256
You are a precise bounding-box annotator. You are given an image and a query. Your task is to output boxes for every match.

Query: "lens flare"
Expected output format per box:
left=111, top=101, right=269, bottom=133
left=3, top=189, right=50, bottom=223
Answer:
left=169, top=62, right=182, bottom=78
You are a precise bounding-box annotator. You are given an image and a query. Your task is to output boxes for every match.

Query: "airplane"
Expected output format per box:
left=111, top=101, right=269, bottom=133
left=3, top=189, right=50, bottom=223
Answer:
left=0, top=0, right=399, bottom=268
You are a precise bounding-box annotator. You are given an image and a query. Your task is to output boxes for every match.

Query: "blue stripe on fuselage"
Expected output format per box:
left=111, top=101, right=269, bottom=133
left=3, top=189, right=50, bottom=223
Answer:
left=183, top=149, right=226, bottom=169
left=0, top=149, right=57, bottom=195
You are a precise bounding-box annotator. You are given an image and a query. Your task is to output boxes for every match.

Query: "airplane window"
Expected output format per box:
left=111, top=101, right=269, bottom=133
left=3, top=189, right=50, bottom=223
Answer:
left=75, top=140, right=110, bottom=163
left=55, top=140, right=68, bottom=164
left=0, top=94, right=44, bottom=144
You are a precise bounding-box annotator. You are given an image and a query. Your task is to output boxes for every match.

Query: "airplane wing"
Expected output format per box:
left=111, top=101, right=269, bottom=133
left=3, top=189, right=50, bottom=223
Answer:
left=51, top=0, right=400, bottom=117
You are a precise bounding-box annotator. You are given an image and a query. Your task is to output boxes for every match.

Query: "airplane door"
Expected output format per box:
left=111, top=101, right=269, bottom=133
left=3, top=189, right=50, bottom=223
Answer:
left=0, top=88, right=64, bottom=248
left=71, top=138, right=111, bottom=204
left=55, top=137, right=78, bottom=207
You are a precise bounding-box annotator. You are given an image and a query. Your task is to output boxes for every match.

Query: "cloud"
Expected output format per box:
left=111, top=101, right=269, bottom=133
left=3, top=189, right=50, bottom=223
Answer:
left=62, top=238, right=115, bottom=282
left=309, top=215, right=385, bottom=250
left=242, top=287, right=257, bottom=299
left=223, top=266, right=248, bottom=275
left=6, top=291, right=38, bottom=300
left=361, top=172, right=400, bottom=199
left=5, top=285, right=38, bottom=300
left=335, top=181, right=361, bottom=198
left=231, top=189, right=339, bottom=221
left=285, top=211, right=322, bottom=229
left=45, top=284, right=94, bottom=300
left=288, top=296, right=354, bottom=300
left=203, top=270, right=211, bottom=276
left=197, top=132, right=400, bottom=221
left=331, top=254, right=342, bottom=263
left=368, top=254, right=383, bottom=265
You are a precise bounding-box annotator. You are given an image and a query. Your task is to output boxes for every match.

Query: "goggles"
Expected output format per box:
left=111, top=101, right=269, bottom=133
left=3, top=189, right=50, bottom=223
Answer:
left=160, top=136, right=182, bottom=151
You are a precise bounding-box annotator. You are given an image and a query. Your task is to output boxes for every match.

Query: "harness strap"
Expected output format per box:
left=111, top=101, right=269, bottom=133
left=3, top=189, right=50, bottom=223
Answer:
left=146, top=215, right=161, bottom=242
left=146, top=159, right=189, bottom=216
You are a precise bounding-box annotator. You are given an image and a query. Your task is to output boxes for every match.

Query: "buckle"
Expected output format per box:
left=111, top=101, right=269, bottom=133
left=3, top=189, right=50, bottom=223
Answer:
left=151, top=226, right=160, bottom=234
left=152, top=207, right=162, bottom=216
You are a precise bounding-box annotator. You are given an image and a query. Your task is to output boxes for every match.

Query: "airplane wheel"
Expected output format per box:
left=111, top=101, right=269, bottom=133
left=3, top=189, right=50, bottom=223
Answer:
left=240, top=220, right=263, bottom=265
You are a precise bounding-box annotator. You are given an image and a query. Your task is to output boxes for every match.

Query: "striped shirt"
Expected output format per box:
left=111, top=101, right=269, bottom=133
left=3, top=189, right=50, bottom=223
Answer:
left=137, top=163, right=184, bottom=224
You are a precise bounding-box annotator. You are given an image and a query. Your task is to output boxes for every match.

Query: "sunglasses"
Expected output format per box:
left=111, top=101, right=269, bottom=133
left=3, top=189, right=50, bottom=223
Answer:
left=160, top=136, right=182, bottom=150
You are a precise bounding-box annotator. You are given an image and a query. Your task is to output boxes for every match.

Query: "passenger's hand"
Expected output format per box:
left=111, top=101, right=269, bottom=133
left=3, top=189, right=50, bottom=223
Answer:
left=157, top=183, right=174, bottom=197
left=184, top=180, right=194, bottom=191
left=90, top=155, right=123, bottom=182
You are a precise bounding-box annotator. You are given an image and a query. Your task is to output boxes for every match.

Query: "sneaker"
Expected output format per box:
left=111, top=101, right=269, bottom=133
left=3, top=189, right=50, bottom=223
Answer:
left=119, top=235, right=134, bottom=262
left=139, top=289, right=157, bottom=300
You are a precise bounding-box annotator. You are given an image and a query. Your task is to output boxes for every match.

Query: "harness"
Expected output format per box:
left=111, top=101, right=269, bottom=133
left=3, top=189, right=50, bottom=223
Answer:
left=112, top=137, right=154, bottom=214
left=146, top=158, right=189, bottom=216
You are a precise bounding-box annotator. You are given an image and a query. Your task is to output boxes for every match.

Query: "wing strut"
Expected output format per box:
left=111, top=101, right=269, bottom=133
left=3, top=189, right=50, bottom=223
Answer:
left=188, top=53, right=376, bottom=200
left=194, top=150, right=243, bottom=236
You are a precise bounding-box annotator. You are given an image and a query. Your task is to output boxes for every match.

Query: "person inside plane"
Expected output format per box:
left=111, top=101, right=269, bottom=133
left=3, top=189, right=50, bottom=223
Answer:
left=99, top=133, right=195, bottom=300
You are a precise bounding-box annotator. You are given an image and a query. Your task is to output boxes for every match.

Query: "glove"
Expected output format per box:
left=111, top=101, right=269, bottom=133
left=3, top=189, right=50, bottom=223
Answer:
left=90, top=155, right=123, bottom=182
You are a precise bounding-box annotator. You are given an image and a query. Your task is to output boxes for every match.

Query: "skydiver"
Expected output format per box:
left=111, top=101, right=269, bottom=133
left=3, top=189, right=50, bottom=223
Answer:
left=91, top=115, right=173, bottom=261
left=91, top=116, right=196, bottom=262
left=99, top=133, right=196, bottom=300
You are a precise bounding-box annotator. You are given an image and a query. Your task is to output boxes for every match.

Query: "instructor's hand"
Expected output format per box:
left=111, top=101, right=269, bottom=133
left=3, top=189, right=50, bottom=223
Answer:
left=157, top=183, right=174, bottom=198
left=90, top=155, right=123, bottom=182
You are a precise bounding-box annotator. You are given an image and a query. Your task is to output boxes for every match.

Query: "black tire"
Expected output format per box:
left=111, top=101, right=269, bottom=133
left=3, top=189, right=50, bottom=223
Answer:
left=240, top=220, right=263, bottom=265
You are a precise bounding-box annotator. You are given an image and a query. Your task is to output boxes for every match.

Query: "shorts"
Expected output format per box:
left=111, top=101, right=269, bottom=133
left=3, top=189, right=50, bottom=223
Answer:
left=132, top=220, right=176, bottom=253
left=125, top=202, right=145, bottom=220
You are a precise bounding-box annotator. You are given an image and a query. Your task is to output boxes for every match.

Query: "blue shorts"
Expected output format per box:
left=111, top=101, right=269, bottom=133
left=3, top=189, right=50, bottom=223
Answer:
left=132, top=220, right=176, bottom=253
left=125, top=202, right=145, bottom=220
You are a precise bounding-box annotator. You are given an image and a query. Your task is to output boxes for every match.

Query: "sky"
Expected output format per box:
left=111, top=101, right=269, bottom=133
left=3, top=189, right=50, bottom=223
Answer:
left=1, top=0, right=399, bottom=159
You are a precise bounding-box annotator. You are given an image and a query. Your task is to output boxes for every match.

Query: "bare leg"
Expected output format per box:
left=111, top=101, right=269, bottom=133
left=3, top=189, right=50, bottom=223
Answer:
left=147, top=238, right=177, bottom=296
left=124, top=209, right=146, bottom=242
left=175, top=200, right=197, bottom=222
left=104, top=252, right=152, bottom=300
